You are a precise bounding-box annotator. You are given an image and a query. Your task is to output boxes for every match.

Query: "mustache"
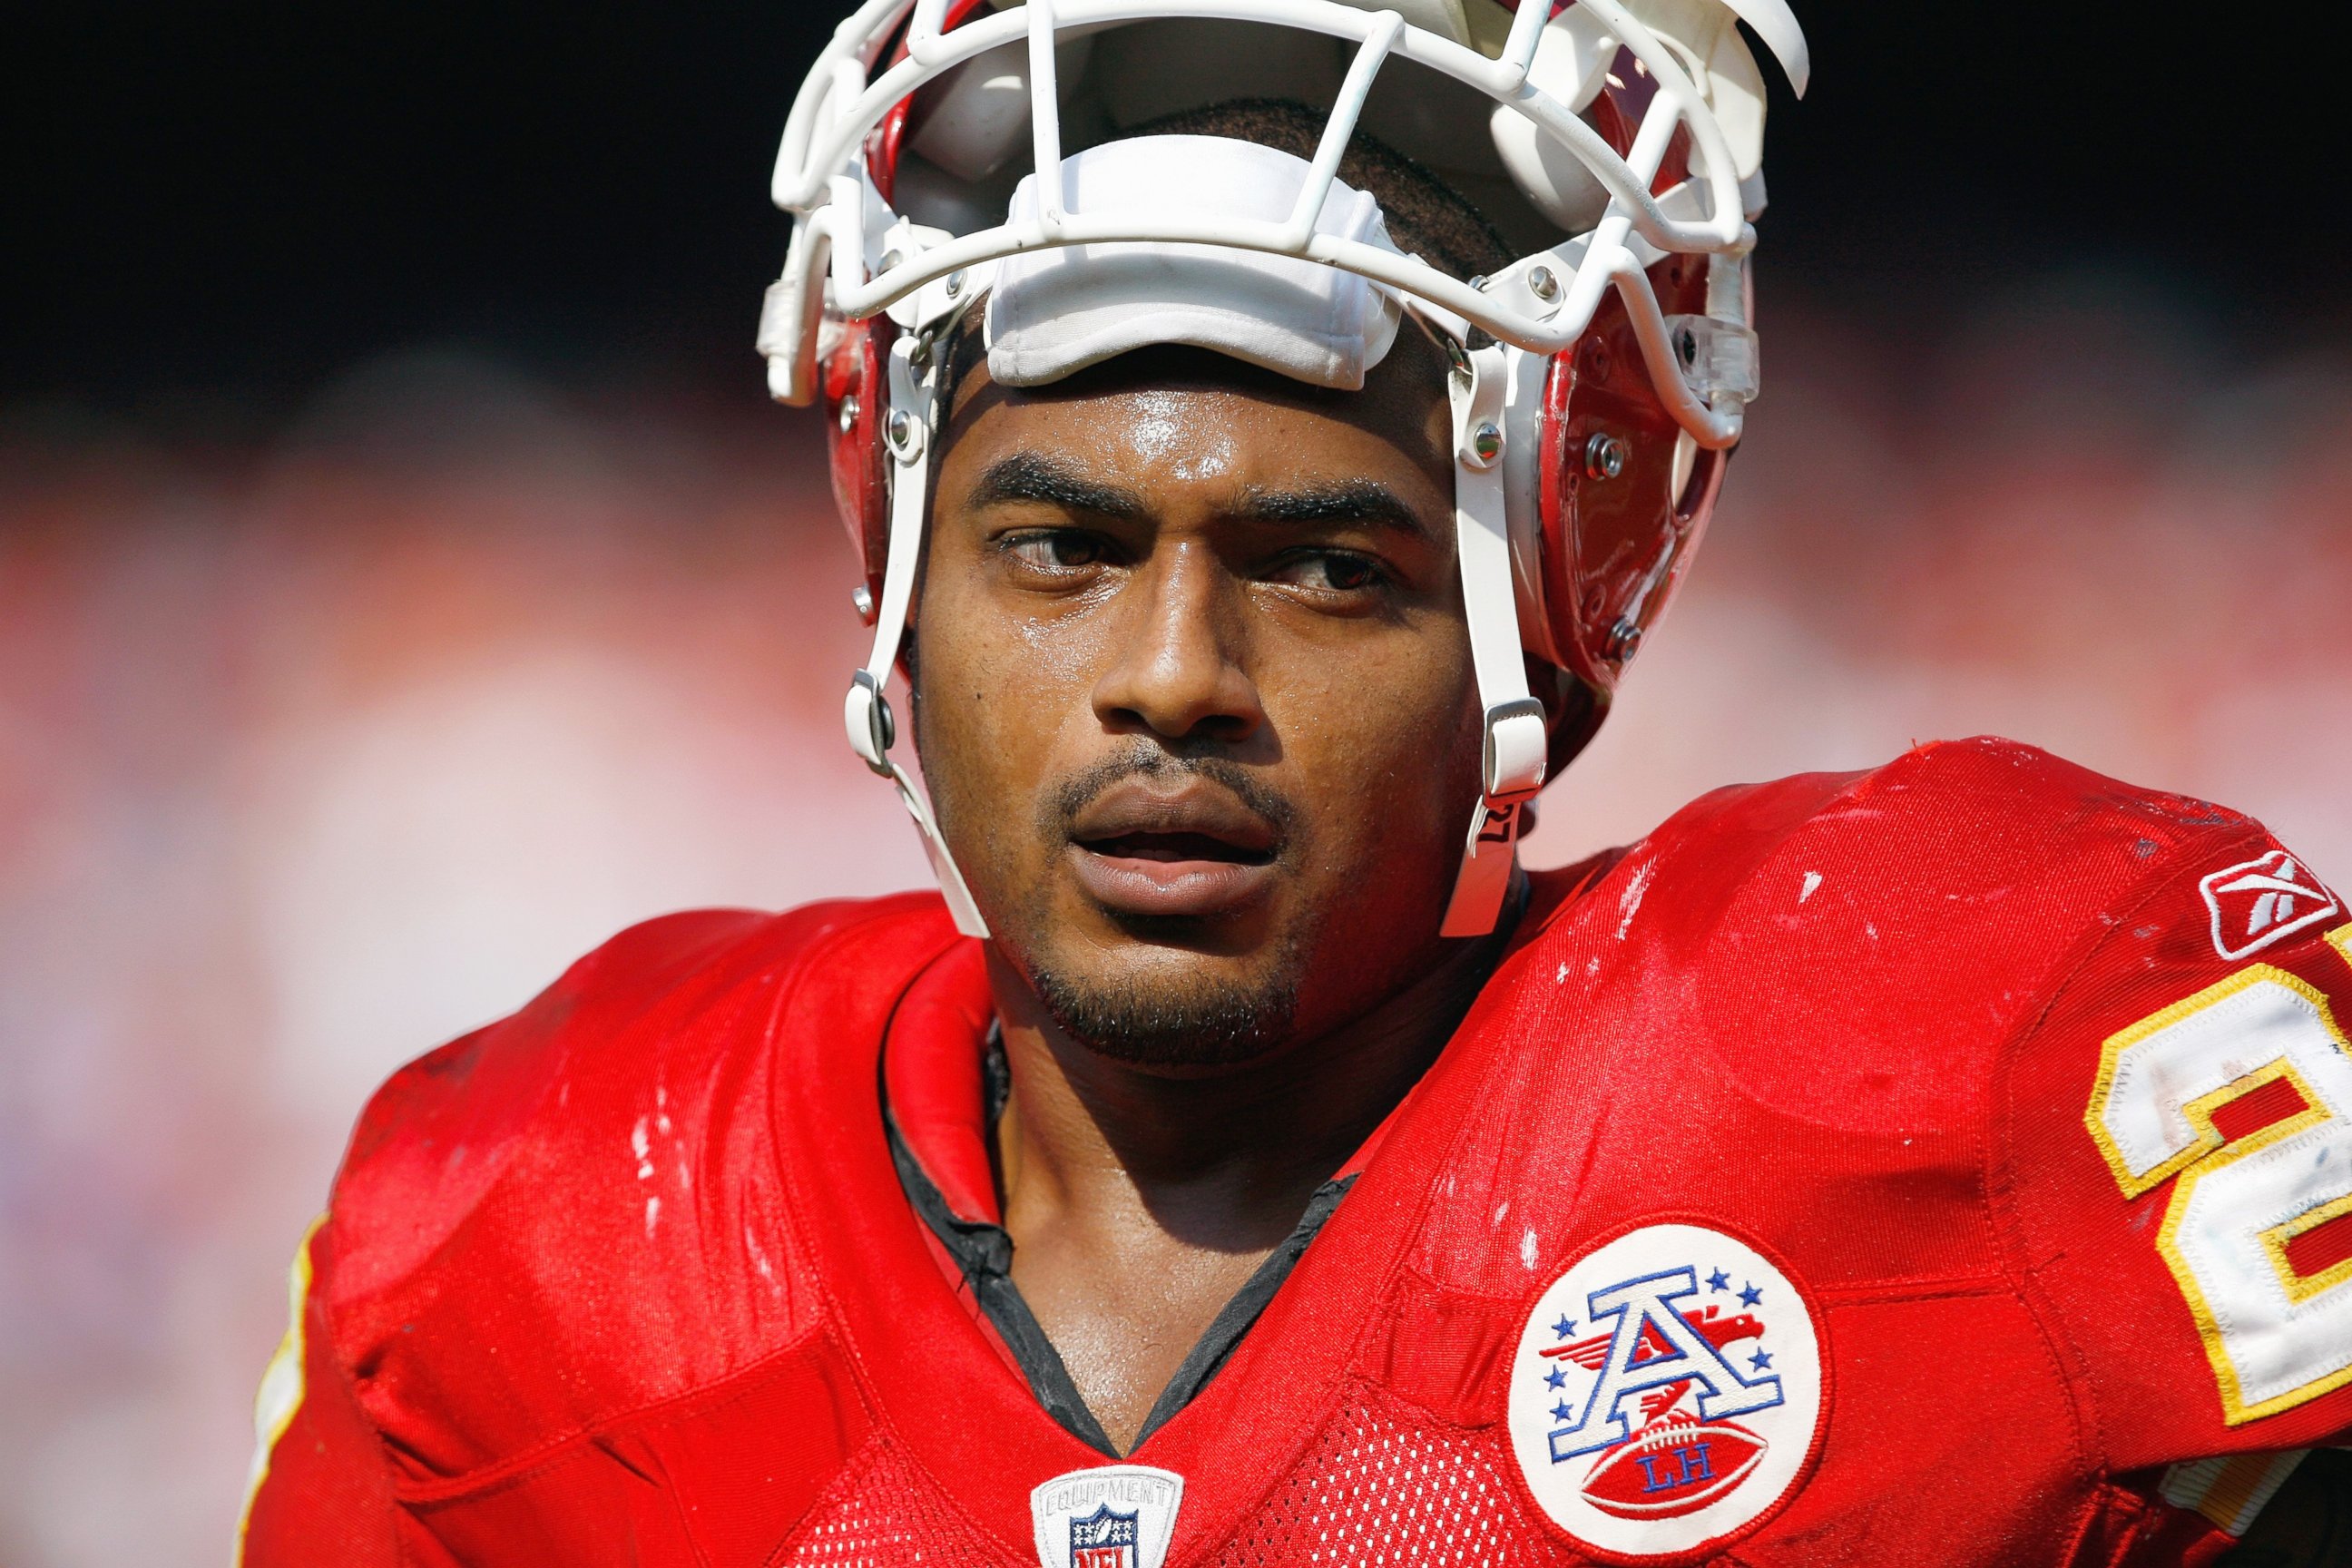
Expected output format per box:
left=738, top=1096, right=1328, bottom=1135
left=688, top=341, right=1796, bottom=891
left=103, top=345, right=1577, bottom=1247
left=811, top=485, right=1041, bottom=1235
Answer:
left=1044, top=744, right=1299, bottom=845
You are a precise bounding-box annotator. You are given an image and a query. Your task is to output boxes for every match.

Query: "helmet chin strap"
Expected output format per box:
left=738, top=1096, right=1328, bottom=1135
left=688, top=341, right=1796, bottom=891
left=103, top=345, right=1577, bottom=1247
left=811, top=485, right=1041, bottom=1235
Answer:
left=844, top=323, right=992, bottom=938
left=1440, top=341, right=1550, bottom=937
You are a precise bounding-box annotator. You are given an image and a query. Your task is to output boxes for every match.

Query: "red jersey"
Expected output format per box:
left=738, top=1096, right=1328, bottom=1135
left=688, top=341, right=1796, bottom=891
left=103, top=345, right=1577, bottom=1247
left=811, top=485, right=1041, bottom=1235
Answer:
left=239, top=739, right=2352, bottom=1566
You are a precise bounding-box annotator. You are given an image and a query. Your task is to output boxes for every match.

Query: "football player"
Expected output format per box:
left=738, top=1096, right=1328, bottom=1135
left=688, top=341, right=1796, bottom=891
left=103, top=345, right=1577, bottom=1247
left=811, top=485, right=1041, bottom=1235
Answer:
left=240, top=1, right=2352, bottom=1563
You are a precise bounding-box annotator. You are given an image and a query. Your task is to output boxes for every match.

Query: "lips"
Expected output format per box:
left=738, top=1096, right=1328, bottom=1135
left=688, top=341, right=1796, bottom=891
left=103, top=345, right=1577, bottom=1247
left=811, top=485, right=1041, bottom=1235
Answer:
left=1066, top=777, right=1279, bottom=919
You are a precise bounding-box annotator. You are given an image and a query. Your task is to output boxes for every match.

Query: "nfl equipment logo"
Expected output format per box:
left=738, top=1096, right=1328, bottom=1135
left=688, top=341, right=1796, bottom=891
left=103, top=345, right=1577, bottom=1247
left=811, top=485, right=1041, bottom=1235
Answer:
left=1068, top=1504, right=1139, bottom=1568
left=1030, top=1465, right=1182, bottom=1568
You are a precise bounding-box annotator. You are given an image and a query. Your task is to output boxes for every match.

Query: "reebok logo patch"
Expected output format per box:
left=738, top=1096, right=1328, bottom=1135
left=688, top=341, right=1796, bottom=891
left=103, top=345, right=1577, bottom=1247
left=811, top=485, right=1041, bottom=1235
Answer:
left=2202, top=850, right=2339, bottom=961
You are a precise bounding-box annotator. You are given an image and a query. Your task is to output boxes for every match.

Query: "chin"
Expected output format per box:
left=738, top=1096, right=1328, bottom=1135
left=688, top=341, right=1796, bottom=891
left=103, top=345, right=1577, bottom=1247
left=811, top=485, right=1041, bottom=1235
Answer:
left=1021, top=932, right=1307, bottom=1072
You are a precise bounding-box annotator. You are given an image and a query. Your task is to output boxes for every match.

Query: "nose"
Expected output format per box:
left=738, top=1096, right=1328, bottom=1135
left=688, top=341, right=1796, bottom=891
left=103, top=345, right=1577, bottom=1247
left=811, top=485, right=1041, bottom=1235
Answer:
left=1090, top=541, right=1265, bottom=745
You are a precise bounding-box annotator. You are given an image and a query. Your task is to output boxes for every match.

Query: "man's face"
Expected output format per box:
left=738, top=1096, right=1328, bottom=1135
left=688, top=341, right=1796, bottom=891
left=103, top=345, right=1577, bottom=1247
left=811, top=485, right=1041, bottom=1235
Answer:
left=913, top=329, right=1487, bottom=1069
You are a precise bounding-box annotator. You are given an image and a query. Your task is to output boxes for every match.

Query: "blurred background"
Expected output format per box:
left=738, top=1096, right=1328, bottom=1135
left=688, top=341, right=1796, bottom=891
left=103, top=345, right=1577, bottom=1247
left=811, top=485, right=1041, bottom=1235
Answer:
left=5, top=3, right=2351, bottom=1561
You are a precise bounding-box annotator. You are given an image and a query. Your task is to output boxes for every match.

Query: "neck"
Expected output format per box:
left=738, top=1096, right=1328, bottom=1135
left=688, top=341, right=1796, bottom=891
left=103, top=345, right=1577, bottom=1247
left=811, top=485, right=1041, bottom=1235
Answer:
left=985, top=920, right=1509, bottom=1254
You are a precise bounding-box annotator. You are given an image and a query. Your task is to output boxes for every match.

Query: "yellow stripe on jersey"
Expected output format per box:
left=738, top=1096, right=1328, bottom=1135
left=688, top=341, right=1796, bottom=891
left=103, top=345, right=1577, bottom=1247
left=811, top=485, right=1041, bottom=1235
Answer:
left=2159, top=1449, right=2310, bottom=1537
left=234, top=1215, right=324, bottom=1565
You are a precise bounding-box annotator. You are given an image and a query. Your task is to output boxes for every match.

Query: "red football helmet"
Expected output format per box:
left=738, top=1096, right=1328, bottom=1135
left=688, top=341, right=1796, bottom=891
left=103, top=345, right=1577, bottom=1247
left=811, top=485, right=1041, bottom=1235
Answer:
left=759, top=0, right=1807, bottom=936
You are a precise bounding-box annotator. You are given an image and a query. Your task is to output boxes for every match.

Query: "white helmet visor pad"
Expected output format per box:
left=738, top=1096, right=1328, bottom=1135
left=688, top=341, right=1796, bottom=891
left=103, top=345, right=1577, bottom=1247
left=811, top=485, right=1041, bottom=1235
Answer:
left=986, top=136, right=1405, bottom=391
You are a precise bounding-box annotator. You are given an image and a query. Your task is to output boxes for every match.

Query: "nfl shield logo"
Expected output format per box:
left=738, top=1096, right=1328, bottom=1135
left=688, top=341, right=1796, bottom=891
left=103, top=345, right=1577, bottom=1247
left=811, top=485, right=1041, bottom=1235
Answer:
left=1031, top=1465, right=1183, bottom=1568
left=1069, top=1504, right=1139, bottom=1568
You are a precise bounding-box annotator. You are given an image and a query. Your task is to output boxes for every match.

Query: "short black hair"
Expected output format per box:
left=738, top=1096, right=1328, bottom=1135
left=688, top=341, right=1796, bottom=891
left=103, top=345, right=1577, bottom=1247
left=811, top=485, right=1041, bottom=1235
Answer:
left=1126, top=98, right=1513, bottom=284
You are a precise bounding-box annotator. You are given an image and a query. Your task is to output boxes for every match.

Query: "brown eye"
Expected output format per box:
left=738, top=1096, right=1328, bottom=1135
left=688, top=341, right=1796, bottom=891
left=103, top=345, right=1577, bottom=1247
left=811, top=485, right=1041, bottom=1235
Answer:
left=1276, top=551, right=1387, bottom=593
left=1004, top=531, right=1106, bottom=572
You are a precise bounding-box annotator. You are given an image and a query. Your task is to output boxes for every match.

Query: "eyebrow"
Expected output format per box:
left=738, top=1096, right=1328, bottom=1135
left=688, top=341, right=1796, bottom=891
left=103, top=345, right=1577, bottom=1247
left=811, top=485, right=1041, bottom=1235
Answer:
left=1232, top=479, right=1438, bottom=542
left=966, top=455, right=1437, bottom=543
left=967, top=453, right=1150, bottom=520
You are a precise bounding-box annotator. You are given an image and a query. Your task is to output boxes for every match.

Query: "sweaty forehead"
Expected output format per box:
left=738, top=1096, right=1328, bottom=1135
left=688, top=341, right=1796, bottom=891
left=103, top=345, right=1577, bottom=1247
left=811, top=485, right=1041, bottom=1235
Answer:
left=938, top=328, right=1456, bottom=500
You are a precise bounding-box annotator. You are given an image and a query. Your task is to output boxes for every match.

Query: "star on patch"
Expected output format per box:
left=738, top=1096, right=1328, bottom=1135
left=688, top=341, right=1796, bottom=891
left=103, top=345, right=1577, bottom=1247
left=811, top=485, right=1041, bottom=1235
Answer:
left=1706, top=1268, right=1730, bottom=1292
left=1750, top=1348, right=1773, bottom=1371
left=1739, top=1281, right=1763, bottom=1308
left=1553, top=1315, right=1575, bottom=1338
left=1544, top=1366, right=1567, bottom=1389
left=1551, top=1401, right=1576, bottom=1422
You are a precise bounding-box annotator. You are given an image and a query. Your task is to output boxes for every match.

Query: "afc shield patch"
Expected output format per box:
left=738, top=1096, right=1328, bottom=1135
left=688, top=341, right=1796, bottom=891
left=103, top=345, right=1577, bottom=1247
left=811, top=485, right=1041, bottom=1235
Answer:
left=1507, top=1222, right=1827, bottom=1560
left=1031, top=1465, right=1181, bottom=1568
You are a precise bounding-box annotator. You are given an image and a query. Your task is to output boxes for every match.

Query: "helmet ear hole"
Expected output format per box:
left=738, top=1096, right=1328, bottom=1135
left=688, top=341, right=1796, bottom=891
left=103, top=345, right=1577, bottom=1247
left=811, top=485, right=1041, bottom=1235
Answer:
left=1539, top=663, right=1603, bottom=782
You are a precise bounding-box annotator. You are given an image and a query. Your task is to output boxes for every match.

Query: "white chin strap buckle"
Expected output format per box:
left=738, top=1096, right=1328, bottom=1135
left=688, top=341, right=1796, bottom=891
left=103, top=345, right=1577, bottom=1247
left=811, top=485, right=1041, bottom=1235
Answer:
left=1439, top=342, right=1548, bottom=939
left=846, top=670, right=896, bottom=774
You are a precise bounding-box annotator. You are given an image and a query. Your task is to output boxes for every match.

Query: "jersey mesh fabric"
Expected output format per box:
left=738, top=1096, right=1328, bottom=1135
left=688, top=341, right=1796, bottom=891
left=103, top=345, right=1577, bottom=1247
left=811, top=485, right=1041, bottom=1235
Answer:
left=1206, top=1384, right=1548, bottom=1568
left=777, top=1437, right=1003, bottom=1568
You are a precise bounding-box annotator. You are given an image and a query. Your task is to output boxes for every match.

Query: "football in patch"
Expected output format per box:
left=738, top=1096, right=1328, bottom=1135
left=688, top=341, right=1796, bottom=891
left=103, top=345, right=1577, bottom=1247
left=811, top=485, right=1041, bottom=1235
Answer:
left=1509, top=1224, right=1827, bottom=1557
left=1579, top=1421, right=1768, bottom=1519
